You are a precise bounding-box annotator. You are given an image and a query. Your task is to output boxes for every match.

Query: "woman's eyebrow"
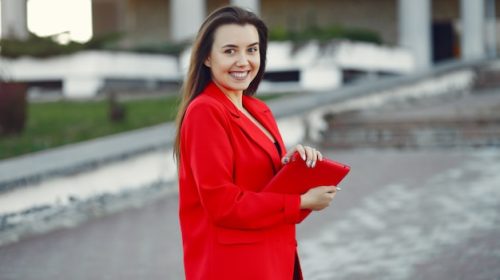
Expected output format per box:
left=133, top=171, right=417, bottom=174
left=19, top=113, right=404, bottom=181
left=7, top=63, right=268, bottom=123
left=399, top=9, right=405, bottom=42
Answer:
left=221, top=44, right=238, bottom=49
left=221, top=42, right=259, bottom=48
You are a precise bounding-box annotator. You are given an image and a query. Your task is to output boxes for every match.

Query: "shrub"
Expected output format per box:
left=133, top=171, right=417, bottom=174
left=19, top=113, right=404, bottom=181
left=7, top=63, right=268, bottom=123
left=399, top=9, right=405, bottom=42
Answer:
left=0, top=32, right=123, bottom=58
left=129, top=40, right=191, bottom=56
left=0, top=34, right=83, bottom=58
left=0, top=32, right=189, bottom=58
left=269, top=24, right=382, bottom=45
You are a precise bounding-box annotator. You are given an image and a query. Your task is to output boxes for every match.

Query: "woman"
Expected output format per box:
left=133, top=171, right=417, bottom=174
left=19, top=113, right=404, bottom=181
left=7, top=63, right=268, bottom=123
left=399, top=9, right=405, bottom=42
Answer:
left=174, top=6, right=338, bottom=280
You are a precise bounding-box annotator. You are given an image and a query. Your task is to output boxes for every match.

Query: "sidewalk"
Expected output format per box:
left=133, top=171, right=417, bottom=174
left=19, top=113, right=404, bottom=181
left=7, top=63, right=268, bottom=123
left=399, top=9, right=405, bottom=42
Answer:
left=0, top=148, right=498, bottom=280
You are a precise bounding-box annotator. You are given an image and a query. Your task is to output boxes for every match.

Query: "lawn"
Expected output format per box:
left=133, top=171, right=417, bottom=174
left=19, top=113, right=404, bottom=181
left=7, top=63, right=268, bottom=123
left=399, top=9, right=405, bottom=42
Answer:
left=0, top=95, right=180, bottom=160
left=0, top=93, right=284, bottom=160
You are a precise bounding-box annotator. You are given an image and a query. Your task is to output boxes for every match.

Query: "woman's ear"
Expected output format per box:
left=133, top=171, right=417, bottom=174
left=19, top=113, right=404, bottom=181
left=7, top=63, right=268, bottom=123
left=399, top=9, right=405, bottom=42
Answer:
left=204, top=57, right=211, bottom=68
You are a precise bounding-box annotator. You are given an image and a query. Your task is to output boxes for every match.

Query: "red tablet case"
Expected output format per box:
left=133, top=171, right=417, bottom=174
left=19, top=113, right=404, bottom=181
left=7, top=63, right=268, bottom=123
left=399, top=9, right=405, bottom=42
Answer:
left=263, top=152, right=350, bottom=194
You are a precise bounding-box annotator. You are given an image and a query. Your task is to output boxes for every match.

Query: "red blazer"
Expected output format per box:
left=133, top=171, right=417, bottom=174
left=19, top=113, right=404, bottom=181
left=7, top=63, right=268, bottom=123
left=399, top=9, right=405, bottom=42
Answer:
left=178, top=82, right=310, bottom=280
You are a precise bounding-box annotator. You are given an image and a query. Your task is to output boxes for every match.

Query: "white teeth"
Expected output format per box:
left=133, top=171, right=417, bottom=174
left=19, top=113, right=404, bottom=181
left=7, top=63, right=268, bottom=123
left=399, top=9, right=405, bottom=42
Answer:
left=230, top=71, right=249, bottom=79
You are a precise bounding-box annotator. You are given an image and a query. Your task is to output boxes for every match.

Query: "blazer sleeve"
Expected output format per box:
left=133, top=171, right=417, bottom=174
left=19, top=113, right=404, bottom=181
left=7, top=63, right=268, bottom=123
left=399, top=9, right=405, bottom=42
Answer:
left=182, top=102, right=303, bottom=230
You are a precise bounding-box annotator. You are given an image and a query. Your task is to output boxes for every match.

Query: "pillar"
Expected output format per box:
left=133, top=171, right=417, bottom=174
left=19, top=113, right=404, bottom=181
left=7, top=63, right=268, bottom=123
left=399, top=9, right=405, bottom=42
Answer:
left=398, top=0, right=431, bottom=70
left=461, top=0, right=486, bottom=60
left=485, top=0, right=496, bottom=58
left=170, top=0, right=205, bottom=42
left=230, top=0, right=260, bottom=15
left=1, top=0, right=29, bottom=40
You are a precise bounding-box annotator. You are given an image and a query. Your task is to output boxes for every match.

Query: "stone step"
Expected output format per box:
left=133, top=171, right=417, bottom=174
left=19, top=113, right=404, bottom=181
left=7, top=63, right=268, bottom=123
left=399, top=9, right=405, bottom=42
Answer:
left=322, top=117, right=500, bottom=149
left=474, top=68, right=500, bottom=90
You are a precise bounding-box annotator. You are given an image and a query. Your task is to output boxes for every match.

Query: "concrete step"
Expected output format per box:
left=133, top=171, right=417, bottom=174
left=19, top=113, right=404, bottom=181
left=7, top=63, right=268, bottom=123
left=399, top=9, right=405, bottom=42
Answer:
left=321, top=89, right=500, bottom=149
left=323, top=117, right=500, bottom=149
left=474, top=64, right=500, bottom=90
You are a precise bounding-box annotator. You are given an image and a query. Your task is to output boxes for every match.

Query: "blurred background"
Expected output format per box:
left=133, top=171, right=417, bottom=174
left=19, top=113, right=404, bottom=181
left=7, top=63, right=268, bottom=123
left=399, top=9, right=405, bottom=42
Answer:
left=1, top=0, right=500, bottom=279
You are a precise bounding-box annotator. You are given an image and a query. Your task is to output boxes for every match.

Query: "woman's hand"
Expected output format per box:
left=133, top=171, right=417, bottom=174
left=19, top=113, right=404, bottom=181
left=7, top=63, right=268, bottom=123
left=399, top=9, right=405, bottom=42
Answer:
left=282, top=145, right=337, bottom=210
left=300, top=186, right=338, bottom=211
left=281, top=144, right=323, bottom=168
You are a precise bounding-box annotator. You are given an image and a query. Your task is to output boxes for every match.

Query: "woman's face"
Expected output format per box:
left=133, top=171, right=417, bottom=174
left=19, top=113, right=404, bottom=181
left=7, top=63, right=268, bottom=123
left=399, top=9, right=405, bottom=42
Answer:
left=204, top=24, right=260, bottom=95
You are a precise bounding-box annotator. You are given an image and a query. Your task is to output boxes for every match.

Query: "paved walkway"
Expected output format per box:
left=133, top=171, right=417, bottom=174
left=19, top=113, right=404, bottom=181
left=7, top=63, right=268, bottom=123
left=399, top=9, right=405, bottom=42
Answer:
left=298, top=149, right=500, bottom=280
left=0, top=148, right=499, bottom=280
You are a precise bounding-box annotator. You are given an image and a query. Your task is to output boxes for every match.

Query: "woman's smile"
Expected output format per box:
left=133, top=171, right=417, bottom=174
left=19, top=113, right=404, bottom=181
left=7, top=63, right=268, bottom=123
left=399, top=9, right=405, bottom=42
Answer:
left=229, top=70, right=251, bottom=80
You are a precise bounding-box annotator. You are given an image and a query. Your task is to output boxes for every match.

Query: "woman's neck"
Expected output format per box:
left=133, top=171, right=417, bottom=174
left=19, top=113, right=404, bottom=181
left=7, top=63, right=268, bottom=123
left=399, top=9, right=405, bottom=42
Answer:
left=213, top=81, right=244, bottom=109
left=223, top=91, right=243, bottom=109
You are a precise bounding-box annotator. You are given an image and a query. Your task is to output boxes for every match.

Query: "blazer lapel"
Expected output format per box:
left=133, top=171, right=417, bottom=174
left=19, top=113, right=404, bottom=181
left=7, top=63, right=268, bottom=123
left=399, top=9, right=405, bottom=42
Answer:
left=241, top=96, right=284, bottom=172
left=203, top=82, right=284, bottom=173
left=242, top=96, right=286, bottom=157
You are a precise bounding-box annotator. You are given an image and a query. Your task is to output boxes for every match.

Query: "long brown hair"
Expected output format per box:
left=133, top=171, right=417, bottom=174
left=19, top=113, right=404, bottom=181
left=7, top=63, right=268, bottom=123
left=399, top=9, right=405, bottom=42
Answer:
left=173, top=6, right=268, bottom=163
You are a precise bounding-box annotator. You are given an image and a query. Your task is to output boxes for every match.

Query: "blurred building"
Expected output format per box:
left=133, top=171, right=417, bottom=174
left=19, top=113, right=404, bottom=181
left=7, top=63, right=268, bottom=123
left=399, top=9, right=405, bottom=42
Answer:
left=1, top=0, right=497, bottom=68
left=1, top=0, right=497, bottom=97
left=90, top=0, right=498, bottom=69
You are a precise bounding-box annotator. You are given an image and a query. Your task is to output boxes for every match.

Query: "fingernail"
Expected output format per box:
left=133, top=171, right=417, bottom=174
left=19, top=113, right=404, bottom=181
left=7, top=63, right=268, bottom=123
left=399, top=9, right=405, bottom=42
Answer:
left=301, top=154, right=306, bottom=161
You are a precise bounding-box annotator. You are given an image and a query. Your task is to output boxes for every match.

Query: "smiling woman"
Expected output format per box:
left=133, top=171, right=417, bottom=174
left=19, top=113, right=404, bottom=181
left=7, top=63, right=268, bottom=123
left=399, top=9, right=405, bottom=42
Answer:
left=174, top=6, right=337, bottom=280
left=26, top=0, right=92, bottom=43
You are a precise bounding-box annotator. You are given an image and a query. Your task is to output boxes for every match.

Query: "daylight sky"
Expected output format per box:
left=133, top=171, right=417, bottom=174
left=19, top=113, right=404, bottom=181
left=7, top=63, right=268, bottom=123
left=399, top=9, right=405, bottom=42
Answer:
left=0, top=0, right=93, bottom=43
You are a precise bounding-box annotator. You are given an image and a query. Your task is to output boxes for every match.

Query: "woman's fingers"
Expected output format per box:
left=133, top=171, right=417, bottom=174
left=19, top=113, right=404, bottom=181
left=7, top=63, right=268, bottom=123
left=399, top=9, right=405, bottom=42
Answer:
left=281, top=144, right=324, bottom=167
left=281, top=150, right=294, bottom=164
left=325, top=186, right=337, bottom=200
left=304, top=146, right=323, bottom=168
left=317, top=150, right=323, bottom=161
left=281, top=144, right=306, bottom=164
left=320, top=186, right=336, bottom=207
left=313, top=148, right=319, bottom=167
left=304, top=146, right=314, bottom=167
left=302, top=186, right=339, bottom=211
left=296, top=144, right=306, bottom=161
left=323, top=185, right=336, bottom=193
left=281, top=156, right=289, bottom=164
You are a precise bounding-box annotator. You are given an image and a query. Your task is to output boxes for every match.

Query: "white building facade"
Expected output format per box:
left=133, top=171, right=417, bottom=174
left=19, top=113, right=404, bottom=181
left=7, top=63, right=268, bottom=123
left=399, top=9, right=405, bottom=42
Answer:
left=0, top=0, right=497, bottom=97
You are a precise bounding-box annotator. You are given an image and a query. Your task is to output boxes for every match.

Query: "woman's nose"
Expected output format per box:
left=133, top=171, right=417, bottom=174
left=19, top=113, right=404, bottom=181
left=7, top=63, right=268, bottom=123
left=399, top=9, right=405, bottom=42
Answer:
left=235, top=53, right=249, bottom=66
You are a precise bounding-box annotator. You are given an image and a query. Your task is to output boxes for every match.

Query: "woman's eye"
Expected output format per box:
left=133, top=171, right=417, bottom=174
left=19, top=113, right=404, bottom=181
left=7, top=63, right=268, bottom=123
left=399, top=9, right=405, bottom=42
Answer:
left=248, top=47, right=258, bottom=53
left=224, top=49, right=235, bottom=55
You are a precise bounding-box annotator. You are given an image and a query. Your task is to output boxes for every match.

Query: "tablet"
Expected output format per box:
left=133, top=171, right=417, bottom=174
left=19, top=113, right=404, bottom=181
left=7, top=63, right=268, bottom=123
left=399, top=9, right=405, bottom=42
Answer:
left=263, top=152, right=350, bottom=195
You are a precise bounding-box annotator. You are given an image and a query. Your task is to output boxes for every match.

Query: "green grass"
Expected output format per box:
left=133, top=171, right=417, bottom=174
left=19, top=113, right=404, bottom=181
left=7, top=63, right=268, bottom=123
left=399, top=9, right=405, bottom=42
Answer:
left=0, top=96, right=180, bottom=160
left=0, top=93, right=285, bottom=160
